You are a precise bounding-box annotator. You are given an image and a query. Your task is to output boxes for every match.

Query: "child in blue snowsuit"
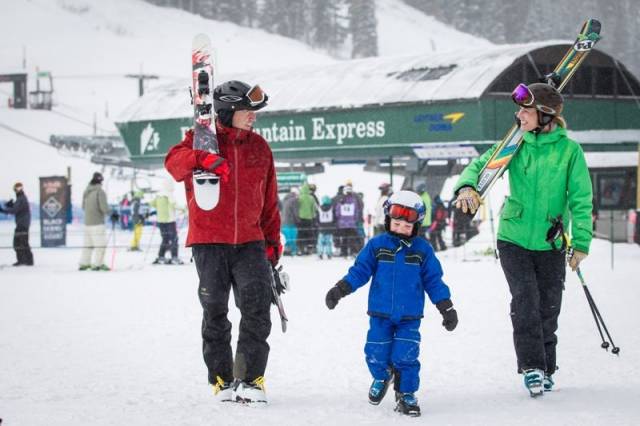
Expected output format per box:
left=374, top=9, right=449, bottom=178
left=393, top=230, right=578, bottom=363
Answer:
left=325, top=190, right=458, bottom=417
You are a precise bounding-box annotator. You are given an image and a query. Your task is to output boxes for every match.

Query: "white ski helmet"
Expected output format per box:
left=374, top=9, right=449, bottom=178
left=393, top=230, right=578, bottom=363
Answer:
left=383, top=190, right=426, bottom=236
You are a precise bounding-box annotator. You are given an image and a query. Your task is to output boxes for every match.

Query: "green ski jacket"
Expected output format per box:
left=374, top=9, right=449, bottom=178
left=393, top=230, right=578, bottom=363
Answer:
left=455, top=126, right=593, bottom=253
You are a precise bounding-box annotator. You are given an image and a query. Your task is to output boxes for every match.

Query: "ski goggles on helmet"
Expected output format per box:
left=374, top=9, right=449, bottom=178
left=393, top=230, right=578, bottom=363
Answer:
left=388, top=204, right=420, bottom=223
left=246, top=85, right=266, bottom=107
left=511, top=83, right=557, bottom=115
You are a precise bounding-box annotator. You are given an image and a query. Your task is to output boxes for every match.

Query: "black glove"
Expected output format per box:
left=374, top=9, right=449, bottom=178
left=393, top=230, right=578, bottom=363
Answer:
left=272, top=265, right=288, bottom=296
left=6, top=199, right=15, bottom=208
left=436, top=299, right=458, bottom=331
left=325, top=280, right=352, bottom=310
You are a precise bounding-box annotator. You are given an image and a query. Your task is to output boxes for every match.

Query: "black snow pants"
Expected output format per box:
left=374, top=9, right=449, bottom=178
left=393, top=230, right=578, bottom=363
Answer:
left=192, top=242, right=272, bottom=384
left=498, top=240, right=565, bottom=375
left=157, top=222, right=178, bottom=259
left=14, top=226, right=33, bottom=265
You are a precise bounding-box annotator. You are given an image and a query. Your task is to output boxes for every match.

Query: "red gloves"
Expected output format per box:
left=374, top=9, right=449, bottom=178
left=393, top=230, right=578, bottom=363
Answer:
left=196, top=151, right=230, bottom=183
left=265, top=242, right=283, bottom=267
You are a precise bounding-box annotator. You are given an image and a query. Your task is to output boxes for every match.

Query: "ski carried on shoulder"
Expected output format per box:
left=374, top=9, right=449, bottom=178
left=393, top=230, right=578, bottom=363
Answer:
left=191, top=33, right=220, bottom=211
left=270, top=265, right=289, bottom=333
left=473, top=18, right=602, bottom=201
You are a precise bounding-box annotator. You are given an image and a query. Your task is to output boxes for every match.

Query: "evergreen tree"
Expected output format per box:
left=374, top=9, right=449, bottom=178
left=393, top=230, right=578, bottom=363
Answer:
left=349, top=0, right=378, bottom=58
left=310, top=0, right=347, bottom=53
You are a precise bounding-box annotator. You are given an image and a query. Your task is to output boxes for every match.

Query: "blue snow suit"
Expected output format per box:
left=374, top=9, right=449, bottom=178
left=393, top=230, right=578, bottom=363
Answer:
left=342, top=232, right=451, bottom=393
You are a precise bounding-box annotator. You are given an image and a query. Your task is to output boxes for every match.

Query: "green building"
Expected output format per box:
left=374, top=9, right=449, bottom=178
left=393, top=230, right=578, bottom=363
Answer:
left=115, top=42, right=640, bottom=196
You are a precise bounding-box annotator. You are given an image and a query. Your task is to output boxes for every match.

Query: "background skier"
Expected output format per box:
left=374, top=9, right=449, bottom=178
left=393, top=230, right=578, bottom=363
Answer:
left=316, top=195, right=335, bottom=259
left=429, top=195, right=448, bottom=252
left=297, top=183, right=318, bottom=255
left=129, top=190, right=145, bottom=251
left=373, top=182, right=392, bottom=236
left=281, top=187, right=300, bottom=256
left=325, top=190, right=458, bottom=417
left=79, top=172, right=110, bottom=271
left=416, top=183, right=432, bottom=240
left=453, top=82, right=593, bottom=396
left=149, top=178, right=182, bottom=265
left=165, top=80, right=281, bottom=404
left=0, top=182, right=34, bottom=266
left=333, top=182, right=362, bottom=257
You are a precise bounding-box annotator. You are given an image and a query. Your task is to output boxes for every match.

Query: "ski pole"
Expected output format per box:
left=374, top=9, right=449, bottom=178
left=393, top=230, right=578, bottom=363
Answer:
left=143, top=220, right=157, bottom=263
left=576, top=266, right=609, bottom=351
left=575, top=267, right=620, bottom=355
left=107, top=212, right=117, bottom=271
left=109, top=220, right=117, bottom=271
left=563, top=232, right=620, bottom=356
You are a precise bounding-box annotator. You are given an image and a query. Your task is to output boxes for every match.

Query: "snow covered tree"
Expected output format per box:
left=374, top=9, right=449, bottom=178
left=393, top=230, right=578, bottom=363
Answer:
left=309, top=0, right=348, bottom=53
left=348, top=0, right=378, bottom=58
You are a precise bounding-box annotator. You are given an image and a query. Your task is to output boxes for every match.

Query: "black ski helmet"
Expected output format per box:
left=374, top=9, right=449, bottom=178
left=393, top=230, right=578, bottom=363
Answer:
left=213, top=80, right=268, bottom=114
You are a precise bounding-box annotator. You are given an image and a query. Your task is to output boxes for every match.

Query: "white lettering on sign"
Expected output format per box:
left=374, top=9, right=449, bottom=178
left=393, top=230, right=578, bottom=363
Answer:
left=312, top=117, right=385, bottom=145
left=256, top=117, right=385, bottom=145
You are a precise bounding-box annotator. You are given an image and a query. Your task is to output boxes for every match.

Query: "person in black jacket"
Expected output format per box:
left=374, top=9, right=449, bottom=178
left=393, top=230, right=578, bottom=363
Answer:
left=0, top=182, right=34, bottom=266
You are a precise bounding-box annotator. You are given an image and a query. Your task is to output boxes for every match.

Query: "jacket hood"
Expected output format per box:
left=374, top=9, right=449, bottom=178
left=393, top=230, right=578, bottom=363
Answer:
left=299, top=184, right=310, bottom=195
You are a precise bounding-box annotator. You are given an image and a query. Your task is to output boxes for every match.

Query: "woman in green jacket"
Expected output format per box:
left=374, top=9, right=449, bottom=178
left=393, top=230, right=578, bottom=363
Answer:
left=453, top=83, right=593, bottom=397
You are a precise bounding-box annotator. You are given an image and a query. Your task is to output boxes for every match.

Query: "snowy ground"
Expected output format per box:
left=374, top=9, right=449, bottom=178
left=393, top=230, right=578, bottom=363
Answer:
left=1, top=221, right=639, bottom=426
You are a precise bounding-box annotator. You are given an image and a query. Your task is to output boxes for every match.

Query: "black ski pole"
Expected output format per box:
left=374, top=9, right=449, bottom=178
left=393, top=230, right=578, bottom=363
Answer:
left=575, top=267, right=620, bottom=355
left=577, top=267, right=609, bottom=351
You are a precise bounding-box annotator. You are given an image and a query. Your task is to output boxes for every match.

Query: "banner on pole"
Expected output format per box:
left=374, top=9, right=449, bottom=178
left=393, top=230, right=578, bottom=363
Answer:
left=39, top=176, right=68, bottom=247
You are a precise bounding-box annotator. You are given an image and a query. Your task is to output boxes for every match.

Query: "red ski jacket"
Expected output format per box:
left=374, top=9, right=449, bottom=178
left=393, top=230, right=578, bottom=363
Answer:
left=165, top=123, right=281, bottom=249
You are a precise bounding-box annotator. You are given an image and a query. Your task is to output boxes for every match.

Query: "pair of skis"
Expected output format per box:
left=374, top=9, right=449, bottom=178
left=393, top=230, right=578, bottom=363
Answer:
left=472, top=19, right=602, bottom=201
left=191, top=35, right=289, bottom=332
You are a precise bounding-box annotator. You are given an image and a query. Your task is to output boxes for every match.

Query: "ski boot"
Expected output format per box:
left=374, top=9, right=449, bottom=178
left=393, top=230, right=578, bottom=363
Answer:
left=91, top=264, right=110, bottom=271
left=394, top=392, right=421, bottom=417
left=79, top=264, right=91, bottom=271
left=523, top=369, right=544, bottom=397
left=232, top=376, right=267, bottom=404
left=368, top=377, right=392, bottom=405
left=152, top=257, right=166, bottom=265
left=211, top=376, right=233, bottom=402
left=543, top=374, right=554, bottom=392
left=169, top=257, right=184, bottom=265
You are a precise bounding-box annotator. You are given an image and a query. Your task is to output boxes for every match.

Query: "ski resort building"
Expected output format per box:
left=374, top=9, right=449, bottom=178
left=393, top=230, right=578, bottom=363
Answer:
left=115, top=41, right=640, bottom=201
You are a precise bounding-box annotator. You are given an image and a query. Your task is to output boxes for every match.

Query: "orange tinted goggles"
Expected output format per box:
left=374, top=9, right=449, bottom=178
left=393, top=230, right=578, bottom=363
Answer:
left=246, top=85, right=266, bottom=106
left=388, top=204, right=419, bottom=223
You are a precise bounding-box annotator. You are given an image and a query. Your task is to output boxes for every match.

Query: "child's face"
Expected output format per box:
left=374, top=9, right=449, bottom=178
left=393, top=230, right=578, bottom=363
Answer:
left=389, top=218, right=414, bottom=237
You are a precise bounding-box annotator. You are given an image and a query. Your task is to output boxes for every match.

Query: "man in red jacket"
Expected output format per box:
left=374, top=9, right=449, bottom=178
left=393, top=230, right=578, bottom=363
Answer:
left=165, top=80, right=281, bottom=404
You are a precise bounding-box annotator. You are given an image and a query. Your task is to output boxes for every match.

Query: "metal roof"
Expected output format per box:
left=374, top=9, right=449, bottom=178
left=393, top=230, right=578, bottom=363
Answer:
left=117, top=41, right=567, bottom=123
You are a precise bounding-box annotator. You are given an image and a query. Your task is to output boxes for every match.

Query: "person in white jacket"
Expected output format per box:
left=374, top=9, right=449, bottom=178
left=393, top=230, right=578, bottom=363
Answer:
left=373, top=183, right=392, bottom=236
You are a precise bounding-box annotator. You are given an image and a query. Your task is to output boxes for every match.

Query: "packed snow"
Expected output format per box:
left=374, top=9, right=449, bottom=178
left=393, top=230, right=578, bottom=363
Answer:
left=1, top=219, right=639, bottom=426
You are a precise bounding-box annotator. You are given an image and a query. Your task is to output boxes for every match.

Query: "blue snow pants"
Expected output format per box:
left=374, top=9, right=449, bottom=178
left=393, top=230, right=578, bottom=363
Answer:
left=282, top=224, right=298, bottom=255
left=316, top=232, right=333, bottom=257
left=364, top=316, right=421, bottom=393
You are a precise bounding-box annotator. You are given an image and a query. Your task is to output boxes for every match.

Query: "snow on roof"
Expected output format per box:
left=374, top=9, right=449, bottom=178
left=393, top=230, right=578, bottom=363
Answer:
left=117, top=41, right=563, bottom=123
left=0, top=68, right=28, bottom=76
left=584, top=151, right=639, bottom=168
